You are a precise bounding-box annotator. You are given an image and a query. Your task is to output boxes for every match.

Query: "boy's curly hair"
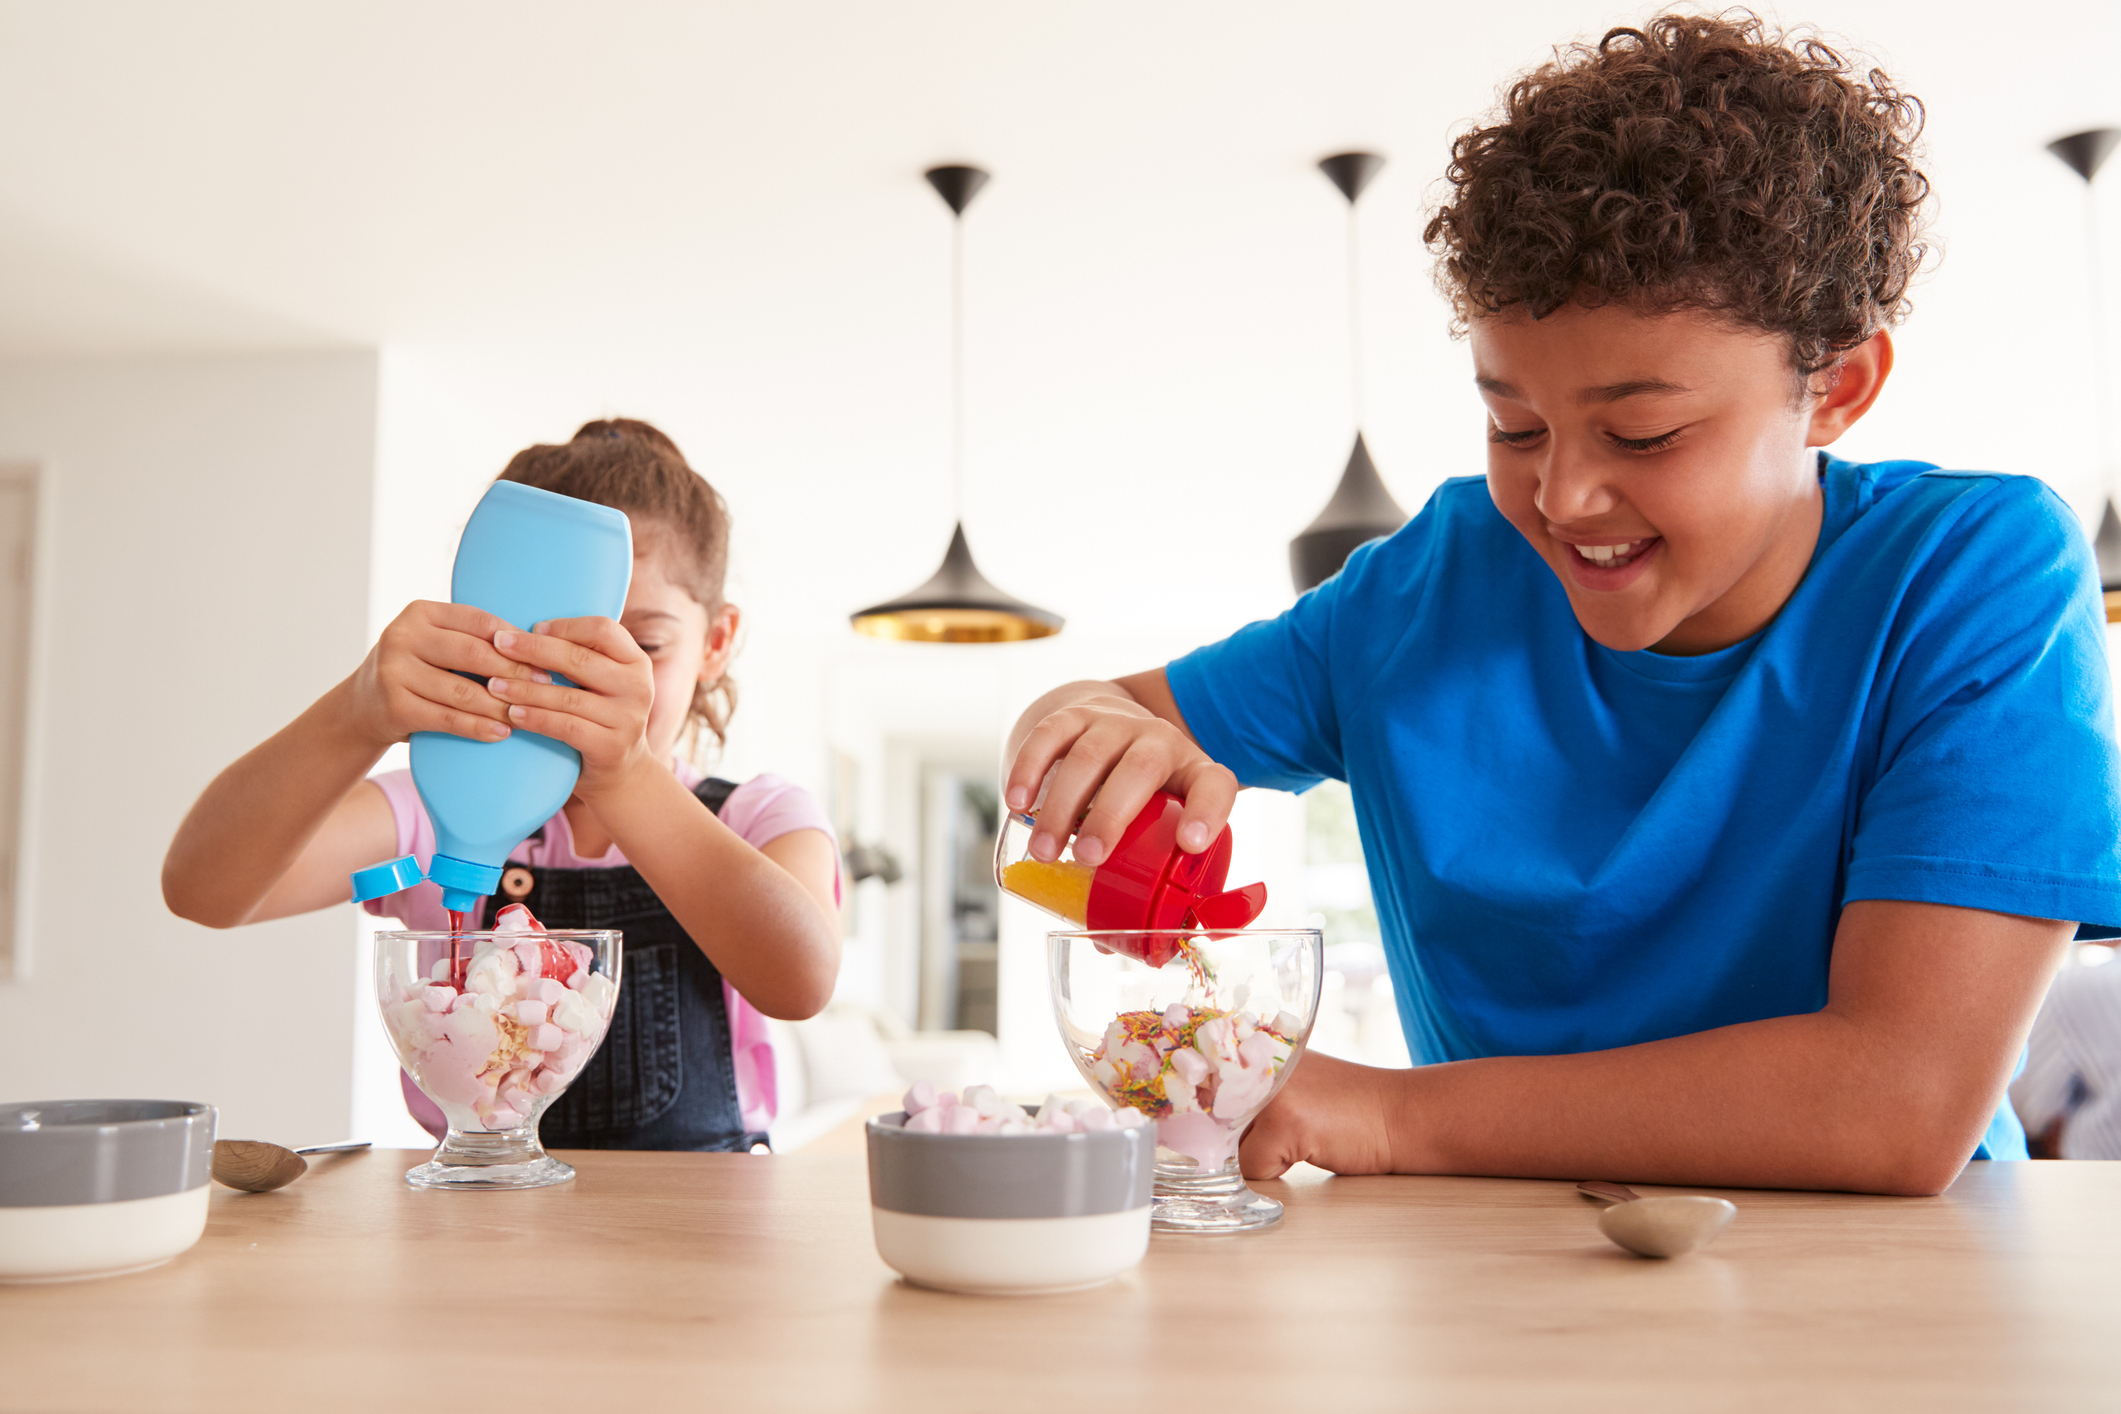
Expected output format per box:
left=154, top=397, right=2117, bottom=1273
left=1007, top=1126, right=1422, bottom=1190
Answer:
left=1424, top=10, right=1929, bottom=375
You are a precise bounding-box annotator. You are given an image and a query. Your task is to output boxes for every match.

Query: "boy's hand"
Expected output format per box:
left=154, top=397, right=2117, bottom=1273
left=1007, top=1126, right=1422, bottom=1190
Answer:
left=484, top=617, right=656, bottom=798
left=1238, top=1052, right=1401, bottom=1180
left=1005, top=685, right=1236, bottom=867
left=346, top=601, right=544, bottom=748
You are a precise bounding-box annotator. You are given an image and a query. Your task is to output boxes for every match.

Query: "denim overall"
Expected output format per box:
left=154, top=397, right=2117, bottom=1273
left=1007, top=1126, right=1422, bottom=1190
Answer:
left=479, top=778, right=765, bottom=1152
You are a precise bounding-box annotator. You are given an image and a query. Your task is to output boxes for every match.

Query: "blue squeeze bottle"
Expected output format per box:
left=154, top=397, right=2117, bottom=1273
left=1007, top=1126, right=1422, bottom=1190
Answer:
left=350, top=482, right=634, bottom=914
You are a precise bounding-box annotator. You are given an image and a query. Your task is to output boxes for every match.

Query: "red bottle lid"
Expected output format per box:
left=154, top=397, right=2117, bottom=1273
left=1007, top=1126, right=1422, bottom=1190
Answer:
left=1084, top=791, right=1269, bottom=954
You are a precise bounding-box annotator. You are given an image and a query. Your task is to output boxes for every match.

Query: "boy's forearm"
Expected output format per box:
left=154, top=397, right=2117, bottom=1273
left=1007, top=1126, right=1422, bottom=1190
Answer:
left=1385, top=1011, right=1997, bottom=1196
left=161, top=677, right=386, bottom=926
left=590, top=760, right=840, bottom=1019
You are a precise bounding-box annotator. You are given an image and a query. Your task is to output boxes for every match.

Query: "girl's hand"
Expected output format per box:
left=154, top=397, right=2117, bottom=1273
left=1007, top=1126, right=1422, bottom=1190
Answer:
left=346, top=601, right=543, bottom=748
left=1238, top=1052, right=1400, bottom=1180
left=484, top=617, right=656, bottom=798
left=1004, top=683, right=1237, bottom=867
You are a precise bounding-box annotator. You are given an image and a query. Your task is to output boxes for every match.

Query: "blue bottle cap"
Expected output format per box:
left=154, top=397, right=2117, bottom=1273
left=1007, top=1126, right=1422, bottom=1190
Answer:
left=426, top=854, right=504, bottom=915
left=349, top=855, right=425, bottom=904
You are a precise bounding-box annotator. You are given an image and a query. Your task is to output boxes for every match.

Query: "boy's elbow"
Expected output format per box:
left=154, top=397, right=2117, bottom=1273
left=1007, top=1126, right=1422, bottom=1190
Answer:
left=1829, top=1107, right=1982, bottom=1197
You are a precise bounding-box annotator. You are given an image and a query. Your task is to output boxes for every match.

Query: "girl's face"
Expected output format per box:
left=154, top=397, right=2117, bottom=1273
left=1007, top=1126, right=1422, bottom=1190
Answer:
left=1473, top=303, right=1887, bottom=655
left=619, top=527, right=737, bottom=760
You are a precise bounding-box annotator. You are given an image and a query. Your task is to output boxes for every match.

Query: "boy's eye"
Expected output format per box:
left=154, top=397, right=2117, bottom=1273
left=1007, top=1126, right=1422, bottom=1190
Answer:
left=1611, top=428, right=1683, bottom=453
left=1488, top=424, right=1544, bottom=446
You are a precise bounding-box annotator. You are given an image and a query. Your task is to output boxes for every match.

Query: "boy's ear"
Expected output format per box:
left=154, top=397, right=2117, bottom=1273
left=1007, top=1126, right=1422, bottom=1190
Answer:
left=1805, top=330, right=1894, bottom=447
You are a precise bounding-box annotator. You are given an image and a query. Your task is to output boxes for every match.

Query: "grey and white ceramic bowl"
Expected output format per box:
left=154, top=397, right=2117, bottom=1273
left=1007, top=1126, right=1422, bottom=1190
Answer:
left=0, top=1100, right=216, bottom=1283
left=865, top=1109, right=1154, bottom=1295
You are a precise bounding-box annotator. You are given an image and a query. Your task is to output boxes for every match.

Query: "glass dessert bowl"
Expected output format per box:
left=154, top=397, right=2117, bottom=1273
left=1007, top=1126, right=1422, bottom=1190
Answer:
left=1049, top=928, right=1322, bottom=1232
left=374, top=927, right=621, bottom=1190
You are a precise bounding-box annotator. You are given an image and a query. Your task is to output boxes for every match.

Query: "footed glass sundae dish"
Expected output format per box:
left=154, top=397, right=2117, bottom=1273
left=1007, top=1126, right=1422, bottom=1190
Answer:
left=1049, top=928, right=1321, bottom=1232
left=374, top=918, right=620, bottom=1190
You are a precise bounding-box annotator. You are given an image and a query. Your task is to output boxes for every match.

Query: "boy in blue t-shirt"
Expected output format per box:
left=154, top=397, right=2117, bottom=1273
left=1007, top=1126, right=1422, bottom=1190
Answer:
left=1004, top=14, right=2121, bottom=1195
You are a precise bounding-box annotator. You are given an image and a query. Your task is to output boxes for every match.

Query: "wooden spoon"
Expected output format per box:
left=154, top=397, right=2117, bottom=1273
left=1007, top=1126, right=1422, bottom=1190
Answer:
left=1576, top=1179, right=1736, bottom=1258
left=212, top=1140, right=371, bottom=1193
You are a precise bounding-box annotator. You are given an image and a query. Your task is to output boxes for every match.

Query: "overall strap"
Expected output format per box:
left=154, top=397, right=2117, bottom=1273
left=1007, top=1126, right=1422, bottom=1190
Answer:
left=693, top=776, right=739, bottom=817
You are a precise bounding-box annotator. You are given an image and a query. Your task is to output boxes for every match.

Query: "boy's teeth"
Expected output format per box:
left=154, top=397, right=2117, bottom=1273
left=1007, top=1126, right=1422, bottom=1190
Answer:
left=1575, top=540, right=1646, bottom=566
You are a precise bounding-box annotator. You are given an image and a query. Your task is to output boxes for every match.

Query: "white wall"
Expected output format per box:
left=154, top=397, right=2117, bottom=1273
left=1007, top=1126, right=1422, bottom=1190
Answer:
left=0, top=351, right=377, bottom=1146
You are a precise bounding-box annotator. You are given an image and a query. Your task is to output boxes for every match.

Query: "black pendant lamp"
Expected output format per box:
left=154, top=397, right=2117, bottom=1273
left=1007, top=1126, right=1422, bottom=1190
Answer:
left=1291, top=151, right=1408, bottom=594
left=2049, top=128, right=2121, bottom=621
left=851, top=165, right=1063, bottom=643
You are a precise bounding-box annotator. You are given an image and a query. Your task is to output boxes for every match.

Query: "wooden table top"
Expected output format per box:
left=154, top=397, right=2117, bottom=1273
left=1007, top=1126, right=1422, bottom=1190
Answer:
left=4, top=1151, right=2117, bottom=1413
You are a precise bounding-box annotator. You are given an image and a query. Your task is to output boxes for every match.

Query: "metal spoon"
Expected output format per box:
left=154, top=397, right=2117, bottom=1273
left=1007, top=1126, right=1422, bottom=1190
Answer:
left=212, top=1140, right=371, bottom=1193
left=1577, top=1180, right=1737, bottom=1258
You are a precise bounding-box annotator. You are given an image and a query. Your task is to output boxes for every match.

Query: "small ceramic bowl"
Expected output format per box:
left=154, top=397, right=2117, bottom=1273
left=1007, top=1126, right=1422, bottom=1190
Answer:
left=866, top=1109, right=1154, bottom=1296
left=0, top=1100, right=217, bottom=1283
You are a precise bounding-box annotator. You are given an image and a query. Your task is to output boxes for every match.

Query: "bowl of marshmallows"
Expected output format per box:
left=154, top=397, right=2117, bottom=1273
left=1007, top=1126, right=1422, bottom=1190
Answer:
left=865, top=1082, right=1154, bottom=1296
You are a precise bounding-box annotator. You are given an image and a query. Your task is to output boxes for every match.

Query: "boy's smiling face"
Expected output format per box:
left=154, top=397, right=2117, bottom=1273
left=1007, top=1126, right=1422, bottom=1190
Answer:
left=1475, top=303, right=1888, bottom=655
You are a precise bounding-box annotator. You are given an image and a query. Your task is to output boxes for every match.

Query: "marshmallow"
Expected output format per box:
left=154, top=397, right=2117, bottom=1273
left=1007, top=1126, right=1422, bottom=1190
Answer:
left=879, top=1089, right=1137, bottom=1137
left=1085, top=1001, right=1302, bottom=1148
left=1169, top=1046, right=1209, bottom=1087
left=385, top=929, right=617, bottom=1135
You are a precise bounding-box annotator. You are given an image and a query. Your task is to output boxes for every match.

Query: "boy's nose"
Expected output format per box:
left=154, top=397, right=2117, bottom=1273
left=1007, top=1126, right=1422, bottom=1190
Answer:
left=1533, top=444, right=1621, bottom=525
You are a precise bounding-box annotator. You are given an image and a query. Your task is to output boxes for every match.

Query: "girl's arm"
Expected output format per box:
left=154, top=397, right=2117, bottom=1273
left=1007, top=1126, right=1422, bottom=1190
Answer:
left=486, top=619, right=840, bottom=1019
left=162, top=601, right=538, bottom=927
left=576, top=762, right=840, bottom=1018
left=1240, top=899, right=2072, bottom=1197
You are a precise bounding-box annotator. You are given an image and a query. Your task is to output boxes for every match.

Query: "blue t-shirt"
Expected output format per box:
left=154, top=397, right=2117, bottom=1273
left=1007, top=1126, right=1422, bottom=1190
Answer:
left=1167, top=456, right=2121, bottom=1162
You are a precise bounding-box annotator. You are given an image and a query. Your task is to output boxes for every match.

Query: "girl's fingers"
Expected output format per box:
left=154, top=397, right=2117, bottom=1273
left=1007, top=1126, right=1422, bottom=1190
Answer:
left=399, top=662, right=513, bottom=724
left=495, top=700, right=597, bottom=749
left=535, top=616, right=647, bottom=664
left=484, top=674, right=626, bottom=730
left=413, top=626, right=547, bottom=684
left=391, top=671, right=513, bottom=742
left=417, top=600, right=515, bottom=642
left=489, top=624, right=634, bottom=693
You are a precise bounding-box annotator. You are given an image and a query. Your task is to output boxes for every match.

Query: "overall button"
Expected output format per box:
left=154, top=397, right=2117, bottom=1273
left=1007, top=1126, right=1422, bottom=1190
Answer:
left=500, top=867, right=535, bottom=901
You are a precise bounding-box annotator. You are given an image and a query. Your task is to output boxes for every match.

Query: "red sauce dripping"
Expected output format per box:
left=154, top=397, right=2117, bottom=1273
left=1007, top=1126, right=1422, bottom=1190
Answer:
left=445, top=908, right=471, bottom=988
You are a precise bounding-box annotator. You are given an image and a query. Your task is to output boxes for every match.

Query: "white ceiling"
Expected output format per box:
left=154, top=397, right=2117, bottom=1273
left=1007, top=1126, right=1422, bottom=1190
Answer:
left=2, top=1, right=2117, bottom=645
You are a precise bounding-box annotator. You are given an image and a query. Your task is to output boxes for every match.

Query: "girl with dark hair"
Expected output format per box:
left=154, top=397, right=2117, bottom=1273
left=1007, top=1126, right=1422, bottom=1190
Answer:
left=164, top=419, right=840, bottom=1153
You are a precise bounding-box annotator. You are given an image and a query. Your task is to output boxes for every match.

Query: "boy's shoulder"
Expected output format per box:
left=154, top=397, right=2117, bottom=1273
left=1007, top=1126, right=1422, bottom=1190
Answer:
left=1846, top=458, right=2084, bottom=557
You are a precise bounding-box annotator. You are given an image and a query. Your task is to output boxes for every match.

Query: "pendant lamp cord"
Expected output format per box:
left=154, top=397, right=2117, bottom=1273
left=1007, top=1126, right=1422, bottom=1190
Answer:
left=1346, top=200, right=1365, bottom=433
left=2088, top=187, right=2116, bottom=499
left=951, top=213, right=967, bottom=527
